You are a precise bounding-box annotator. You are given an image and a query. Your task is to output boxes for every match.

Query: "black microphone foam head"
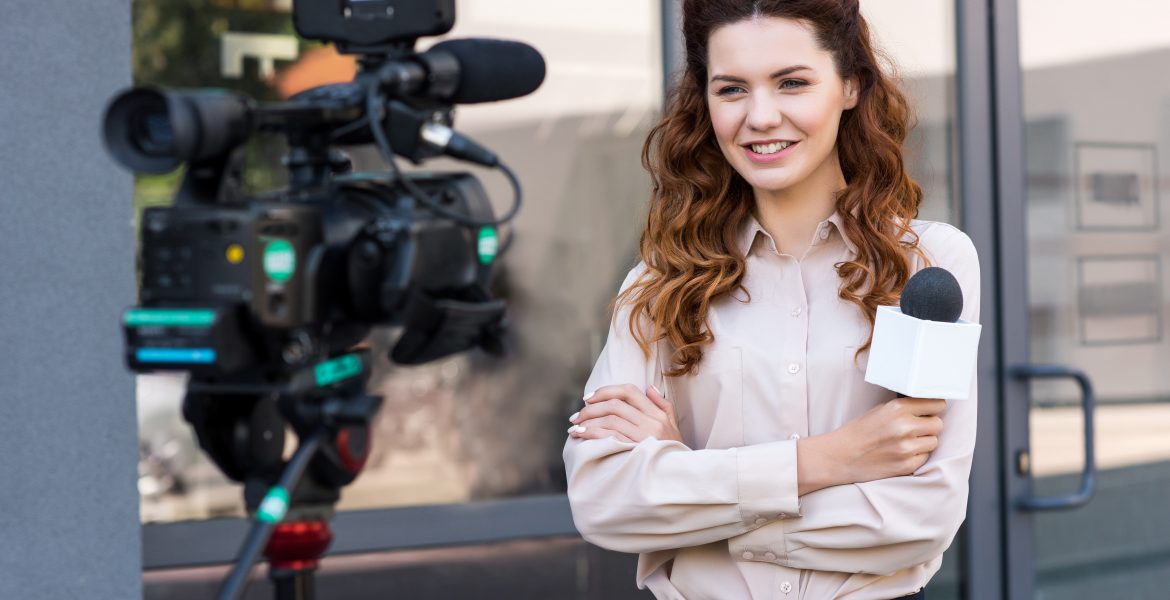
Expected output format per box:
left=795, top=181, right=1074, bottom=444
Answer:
left=430, top=38, right=546, bottom=104
left=900, top=267, right=964, bottom=322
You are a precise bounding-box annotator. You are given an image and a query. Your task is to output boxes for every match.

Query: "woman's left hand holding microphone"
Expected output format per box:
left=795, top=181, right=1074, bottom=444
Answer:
left=568, top=384, right=684, bottom=444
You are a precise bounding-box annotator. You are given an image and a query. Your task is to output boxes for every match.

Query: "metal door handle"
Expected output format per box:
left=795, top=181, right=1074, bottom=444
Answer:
left=1009, top=364, right=1096, bottom=510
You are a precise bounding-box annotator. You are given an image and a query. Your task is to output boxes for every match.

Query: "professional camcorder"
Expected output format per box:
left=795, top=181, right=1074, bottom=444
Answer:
left=102, top=2, right=545, bottom=598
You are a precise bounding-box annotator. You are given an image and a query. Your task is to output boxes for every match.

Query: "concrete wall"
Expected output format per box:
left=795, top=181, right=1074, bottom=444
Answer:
left=0, top=1, right=141, bottom=598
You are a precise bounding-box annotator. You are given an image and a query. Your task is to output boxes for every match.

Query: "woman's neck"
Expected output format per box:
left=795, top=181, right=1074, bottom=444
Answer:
left=752, top=152, right=847, bottom=258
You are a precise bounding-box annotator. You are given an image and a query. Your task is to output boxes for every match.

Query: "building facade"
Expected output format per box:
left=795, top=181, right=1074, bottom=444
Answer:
left=3, top=1, right=1167, bottom=598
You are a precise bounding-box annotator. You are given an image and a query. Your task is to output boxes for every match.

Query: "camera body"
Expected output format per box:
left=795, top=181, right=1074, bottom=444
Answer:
left=126, top=172, right=498, bottom=377
left=108, top=2, right=531, bottom=383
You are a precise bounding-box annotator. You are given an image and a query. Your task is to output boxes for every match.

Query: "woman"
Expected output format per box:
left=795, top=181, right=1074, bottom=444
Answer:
left=563, top=1, right=979, bottom=599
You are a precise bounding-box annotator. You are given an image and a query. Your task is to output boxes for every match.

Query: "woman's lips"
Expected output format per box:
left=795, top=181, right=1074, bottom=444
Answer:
left=743, top=141, right=799, bottom=164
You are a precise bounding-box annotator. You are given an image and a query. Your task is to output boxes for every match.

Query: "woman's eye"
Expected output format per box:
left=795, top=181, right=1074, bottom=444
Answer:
left=780, top=79, right=808, bottom=90
left=715, top=85, right=745, bottom=97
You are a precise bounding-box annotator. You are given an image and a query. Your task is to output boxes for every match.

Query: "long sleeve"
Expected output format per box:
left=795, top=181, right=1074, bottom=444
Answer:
left=564, top=265, right=802, bottom=554
left=727, top=224, right=982, bottom=576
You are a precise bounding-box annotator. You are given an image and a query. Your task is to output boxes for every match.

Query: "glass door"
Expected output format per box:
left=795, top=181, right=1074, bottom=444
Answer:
left=1003, top=1, right=1170, bottom=597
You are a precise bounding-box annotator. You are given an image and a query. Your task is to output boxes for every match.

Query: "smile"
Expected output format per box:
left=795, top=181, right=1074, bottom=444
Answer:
left=751, top=141, right=792, bottom=154
left=742, top=140, right=799, bottom=163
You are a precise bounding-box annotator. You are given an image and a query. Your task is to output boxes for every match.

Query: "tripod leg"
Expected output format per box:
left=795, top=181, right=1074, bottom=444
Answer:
left=271, top=567, right=315, bottom=600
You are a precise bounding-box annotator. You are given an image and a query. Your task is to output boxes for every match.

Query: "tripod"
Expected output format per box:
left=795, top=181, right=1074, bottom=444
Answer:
left=181, top=350, right=383, bottom=600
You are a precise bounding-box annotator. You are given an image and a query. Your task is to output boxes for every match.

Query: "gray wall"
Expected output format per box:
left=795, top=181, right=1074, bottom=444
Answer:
left=0, top=2, right=141, bottom=598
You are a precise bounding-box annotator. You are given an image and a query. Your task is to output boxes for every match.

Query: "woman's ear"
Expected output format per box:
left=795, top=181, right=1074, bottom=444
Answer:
left=844, top=76, right=860, bottom=110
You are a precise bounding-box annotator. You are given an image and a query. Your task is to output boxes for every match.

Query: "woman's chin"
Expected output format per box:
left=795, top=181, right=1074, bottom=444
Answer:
left=743, top=173, right=803, bottom=195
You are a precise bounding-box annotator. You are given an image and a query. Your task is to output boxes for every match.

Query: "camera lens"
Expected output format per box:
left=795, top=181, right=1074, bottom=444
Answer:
left=130, top=109, right=175, bottom=157
left=103, top=88, right=182, bottom=173
left=103, top=87, right=253, bottom=173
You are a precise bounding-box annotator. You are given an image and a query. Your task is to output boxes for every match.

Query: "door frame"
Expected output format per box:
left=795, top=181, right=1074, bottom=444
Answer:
left=956, top=0, right=1035, bottom=598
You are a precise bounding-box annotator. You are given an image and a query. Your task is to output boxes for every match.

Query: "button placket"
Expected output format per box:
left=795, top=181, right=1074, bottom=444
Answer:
left=781, top=261, right=811, bottom=454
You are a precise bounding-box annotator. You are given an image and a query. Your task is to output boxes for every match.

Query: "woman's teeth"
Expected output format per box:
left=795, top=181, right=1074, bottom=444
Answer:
left=750, top=141, right=793, bottom=154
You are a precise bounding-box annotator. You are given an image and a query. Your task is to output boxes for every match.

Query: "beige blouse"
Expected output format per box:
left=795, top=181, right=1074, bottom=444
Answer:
left=563, top=211, right=980, bottom=600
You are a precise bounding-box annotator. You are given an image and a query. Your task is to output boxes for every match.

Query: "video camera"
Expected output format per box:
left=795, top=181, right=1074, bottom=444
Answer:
left=102, top=2, right=545, bottom=598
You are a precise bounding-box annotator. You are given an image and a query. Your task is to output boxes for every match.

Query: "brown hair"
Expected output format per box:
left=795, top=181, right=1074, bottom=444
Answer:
left=619, top=0, right=928, bottom=376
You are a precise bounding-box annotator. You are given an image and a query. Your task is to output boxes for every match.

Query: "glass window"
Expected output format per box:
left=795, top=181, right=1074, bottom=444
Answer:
left=1019, top=1, right=1170, bottom=596
left=862, top=0, right=959, bottom=226
left=135, top=0, right=663, bottom=522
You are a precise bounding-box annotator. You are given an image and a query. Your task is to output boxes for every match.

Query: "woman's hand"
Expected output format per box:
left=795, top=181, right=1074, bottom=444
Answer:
left=797, top=397, right=947, bottom=496
left=567, top=384, right=684, bottom=444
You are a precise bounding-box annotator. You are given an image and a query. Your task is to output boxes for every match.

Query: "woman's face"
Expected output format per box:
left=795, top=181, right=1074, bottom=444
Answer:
left=706, top=17, right=857, bottom=197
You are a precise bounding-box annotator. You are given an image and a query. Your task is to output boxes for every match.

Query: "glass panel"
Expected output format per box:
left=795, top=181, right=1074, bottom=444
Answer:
left=135, top=0, right=663, bottom=522
left=860, top=2, right=962, bottom=597
left=863, top=0, right=959, bottom=224
left=1019, top=1, right=1170, bottom=597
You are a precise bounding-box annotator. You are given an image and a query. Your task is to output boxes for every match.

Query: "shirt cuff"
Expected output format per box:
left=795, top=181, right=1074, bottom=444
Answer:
left=735, top=440, right=801, bottom=526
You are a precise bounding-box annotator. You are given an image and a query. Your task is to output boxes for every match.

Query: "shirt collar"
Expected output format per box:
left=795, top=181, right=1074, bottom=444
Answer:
left=825, top=210, right=860, bottom=256
left=736, top=209, right=860, bottom=257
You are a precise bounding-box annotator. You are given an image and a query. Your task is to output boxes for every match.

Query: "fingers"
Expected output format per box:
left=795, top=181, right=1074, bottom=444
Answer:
left=920, top=415, right=945, bottom=436
left=569, top=415, right=641, bottom=443
left=904, top=398, right=948, bottom=416
left=573, top=397, right=657, bottom=431
left=585, top=383, right=665, bottom=421
left=568, top=424, right=634, bottom=443
left=645, top=384, right=674, bottom=417
left=907, top=453, right=931, bottom=474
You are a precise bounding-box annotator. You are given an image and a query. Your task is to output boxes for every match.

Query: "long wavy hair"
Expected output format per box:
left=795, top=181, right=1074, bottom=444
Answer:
left=619, top=0, right=928, bottom=376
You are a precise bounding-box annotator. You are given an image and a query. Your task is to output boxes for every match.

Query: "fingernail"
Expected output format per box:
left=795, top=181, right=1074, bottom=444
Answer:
left=566, top=424, right=577, bottom=433
left=650, top=384, right=664, bottom=398
left=569, top=412, right=580, bottom=423
left=573, top=425, right=586, bottom=434
left=583, top=391, right=595, bottom=401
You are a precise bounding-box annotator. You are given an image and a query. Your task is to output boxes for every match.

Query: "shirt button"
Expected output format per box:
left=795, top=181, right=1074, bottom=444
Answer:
left=819, top=228, right=830, bottom=240
left=742, top=551, right=754, bottom=560
left=765, top=552, right=777, bottom=561
left=790, top=433, right=801, bottom=440
left=787, top=363, right=800, bottom=374
left=781, top=581, right=793, bottom=594
left=790, top=306, right=802, bottom=317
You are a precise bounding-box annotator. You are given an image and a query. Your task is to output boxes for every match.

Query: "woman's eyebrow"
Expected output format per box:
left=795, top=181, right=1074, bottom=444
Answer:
left=709, top=65, right=813, bottom=85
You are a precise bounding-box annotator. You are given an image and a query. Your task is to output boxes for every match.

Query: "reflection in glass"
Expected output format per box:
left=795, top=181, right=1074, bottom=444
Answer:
left=1020, top=1, right=1170, bottom=597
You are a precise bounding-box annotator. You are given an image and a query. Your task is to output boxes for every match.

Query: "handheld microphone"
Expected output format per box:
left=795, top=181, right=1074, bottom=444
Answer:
left=864, top=267, right=982, bottom=400
left=380, top=38, right=547, bottom=104
left=900, top=267, right=964, bottom=323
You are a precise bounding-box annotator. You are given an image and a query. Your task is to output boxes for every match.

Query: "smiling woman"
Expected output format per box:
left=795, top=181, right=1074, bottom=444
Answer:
left=564, top=1, right=979, bottom=599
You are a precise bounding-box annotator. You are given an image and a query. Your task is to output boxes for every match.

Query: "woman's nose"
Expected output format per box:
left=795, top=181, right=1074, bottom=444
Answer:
left=746, top=96, right=783, bottom=132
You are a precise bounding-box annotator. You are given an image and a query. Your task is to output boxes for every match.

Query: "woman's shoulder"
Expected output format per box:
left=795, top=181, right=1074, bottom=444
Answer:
left=906, top=219, right=979, bottom=268
left=619, top=261, right=650, bottom=292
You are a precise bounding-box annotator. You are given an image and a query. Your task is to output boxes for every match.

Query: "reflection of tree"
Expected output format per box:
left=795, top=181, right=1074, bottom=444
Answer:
left=133, top=0, right=298, bottom=100
left=131, top=0, right=305, bottom=212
